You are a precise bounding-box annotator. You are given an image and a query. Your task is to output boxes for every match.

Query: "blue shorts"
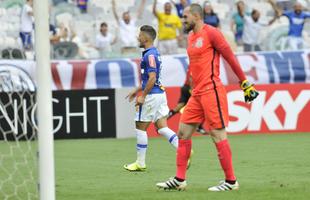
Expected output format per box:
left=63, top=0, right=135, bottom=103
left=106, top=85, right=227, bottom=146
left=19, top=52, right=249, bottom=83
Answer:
left=20, top=32, right=32, bottom=50
left=235, top=30, right=243, bottom=45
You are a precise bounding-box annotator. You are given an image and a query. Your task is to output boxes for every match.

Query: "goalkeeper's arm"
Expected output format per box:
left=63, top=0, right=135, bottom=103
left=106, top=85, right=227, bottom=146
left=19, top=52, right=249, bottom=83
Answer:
left=206, top=28, right=259, bottom=102
left=221, top=47, right=259, bottom=103
left=220, top=46, right=259, bottom=103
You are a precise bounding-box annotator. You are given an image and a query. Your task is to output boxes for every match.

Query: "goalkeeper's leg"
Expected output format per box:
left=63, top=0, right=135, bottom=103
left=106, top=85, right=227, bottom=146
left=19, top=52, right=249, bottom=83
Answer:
left=209, top=128, right=237, bottom=191
left=155, top=118, right=193, bottom=169
left=157, top=123, right=197, bottom=190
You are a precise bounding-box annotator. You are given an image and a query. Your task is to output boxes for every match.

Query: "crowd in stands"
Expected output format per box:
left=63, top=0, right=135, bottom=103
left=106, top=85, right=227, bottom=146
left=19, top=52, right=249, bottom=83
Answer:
left=0, top=0, right=309, bottom=60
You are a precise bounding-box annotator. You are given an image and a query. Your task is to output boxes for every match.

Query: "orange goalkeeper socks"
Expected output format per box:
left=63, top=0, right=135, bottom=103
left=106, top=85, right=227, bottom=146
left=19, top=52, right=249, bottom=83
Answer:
left=176, top=139, right=192, bottom=180
left=215, top=139, right=236, bottom=182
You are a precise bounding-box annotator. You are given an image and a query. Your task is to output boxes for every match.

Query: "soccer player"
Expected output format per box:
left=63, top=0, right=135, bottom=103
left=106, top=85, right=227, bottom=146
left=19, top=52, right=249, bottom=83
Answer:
left=168, top=70, right=191, bottom=119
left=167, top=83, right=191, bottom=119
left=168, top=74, right=206, bottom=134
left=156, top=4, right=259, bottom=191
left=124, top=25, right=180, bottom=171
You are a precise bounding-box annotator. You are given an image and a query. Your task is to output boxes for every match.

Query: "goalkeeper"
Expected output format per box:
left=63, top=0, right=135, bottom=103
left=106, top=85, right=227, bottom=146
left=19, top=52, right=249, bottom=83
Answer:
left=156, top=4, right=259, bottom=192
left=168, top=72, right=206, bottom=134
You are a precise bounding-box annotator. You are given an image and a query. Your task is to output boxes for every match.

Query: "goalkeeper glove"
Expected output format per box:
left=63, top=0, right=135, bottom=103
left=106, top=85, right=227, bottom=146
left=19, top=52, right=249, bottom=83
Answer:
left=240, top=80, right=259, bottom=103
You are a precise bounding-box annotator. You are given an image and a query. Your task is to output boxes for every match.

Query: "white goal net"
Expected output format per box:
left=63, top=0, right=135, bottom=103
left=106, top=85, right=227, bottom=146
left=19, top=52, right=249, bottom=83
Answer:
left=0, top=75, right=38, bottom=199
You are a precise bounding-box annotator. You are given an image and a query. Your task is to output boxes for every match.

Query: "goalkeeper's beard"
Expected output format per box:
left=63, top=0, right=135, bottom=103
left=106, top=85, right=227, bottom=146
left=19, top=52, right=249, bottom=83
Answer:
left=184, top=22, right=195, bottom=34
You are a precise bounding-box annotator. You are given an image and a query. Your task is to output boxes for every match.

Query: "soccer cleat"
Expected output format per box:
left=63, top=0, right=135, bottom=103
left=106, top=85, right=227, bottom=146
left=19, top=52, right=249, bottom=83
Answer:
left=208, top=180, right=239, bottom=192
left=187, top=149, right=194, bottom=169
left=123, top=162, right=146, bottom=172
left=156, top=177, right=187, bottom=191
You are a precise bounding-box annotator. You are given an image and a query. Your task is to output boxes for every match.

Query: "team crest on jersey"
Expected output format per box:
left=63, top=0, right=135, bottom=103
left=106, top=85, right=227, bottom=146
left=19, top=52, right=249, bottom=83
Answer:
left=194, top=37, right=203, bottom=48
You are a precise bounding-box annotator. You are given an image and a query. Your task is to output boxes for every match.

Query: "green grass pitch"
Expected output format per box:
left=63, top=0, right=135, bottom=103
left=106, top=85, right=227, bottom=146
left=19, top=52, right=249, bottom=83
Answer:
left=54, top=133, right=310, bottom=200
left=1, top=133, right=310, bottom=200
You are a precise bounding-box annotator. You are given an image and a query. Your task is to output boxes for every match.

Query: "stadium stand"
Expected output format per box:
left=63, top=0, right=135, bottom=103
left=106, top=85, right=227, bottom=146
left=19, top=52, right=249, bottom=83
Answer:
left=0, top=0, right=309, bottom=59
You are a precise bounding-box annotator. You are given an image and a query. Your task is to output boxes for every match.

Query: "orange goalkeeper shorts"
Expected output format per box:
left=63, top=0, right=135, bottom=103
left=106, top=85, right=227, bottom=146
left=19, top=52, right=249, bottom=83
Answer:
left=180, top=86, right=229, bottom=130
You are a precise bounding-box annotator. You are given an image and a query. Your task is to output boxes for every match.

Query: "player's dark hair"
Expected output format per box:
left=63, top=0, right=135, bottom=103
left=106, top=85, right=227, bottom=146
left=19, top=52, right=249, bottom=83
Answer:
left=100, top=22, right=108, bottom=28
left=140, top=25, right=157, bottom=41
left=190, top=3, right=204, bottom=19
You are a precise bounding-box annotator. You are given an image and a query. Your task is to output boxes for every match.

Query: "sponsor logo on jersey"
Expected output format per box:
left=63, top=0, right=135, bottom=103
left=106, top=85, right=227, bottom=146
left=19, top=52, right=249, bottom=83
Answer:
left=148, top=55, right=156, bottom=68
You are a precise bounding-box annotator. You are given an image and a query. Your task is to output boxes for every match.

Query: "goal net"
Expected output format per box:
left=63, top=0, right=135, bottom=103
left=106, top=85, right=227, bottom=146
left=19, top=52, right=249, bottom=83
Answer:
left=0, top=76, right=38, bottom=199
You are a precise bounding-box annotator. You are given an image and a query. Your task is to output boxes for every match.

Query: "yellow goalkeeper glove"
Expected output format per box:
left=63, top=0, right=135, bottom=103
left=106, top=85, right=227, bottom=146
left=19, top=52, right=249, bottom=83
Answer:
left=240, top=80, right=259, bottom=103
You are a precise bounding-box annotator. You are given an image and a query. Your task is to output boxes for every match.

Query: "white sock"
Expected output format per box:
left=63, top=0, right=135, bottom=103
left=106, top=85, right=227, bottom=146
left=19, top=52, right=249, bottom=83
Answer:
left=158, top=127, right=178, bottom=149
left=136, top=129, right=148, bottom=167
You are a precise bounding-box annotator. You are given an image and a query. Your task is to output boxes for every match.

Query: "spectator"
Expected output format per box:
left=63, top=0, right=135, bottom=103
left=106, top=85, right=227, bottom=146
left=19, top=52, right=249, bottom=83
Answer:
left=112, top=0, right=145, bottom=54
left=171, top=0, right=191, bottom=48
left=57, top=23, right=77, bottom=42
left=242, top=9, right=277, bottom=52
left=231, top=1, right=249, bottom=45
left=276, top=0, right=293, bottom=11
left=170, top=0, right=191, bottom=18
left=153, top=0, right=183, bottom=55
left=76, top=0, right=88, bottom=13
left=95, top=22, right=117, bottom=57
left=50, top=24, right=60, bottom=44
left=203, top=1, right=220, bottom=28
left=20, top=0, right=34, bottom=50
left=271, top=0, right=310, bottom=50
left=52, top=23, right=80, bottom=59
left=49, top=23, right=61, bottom=58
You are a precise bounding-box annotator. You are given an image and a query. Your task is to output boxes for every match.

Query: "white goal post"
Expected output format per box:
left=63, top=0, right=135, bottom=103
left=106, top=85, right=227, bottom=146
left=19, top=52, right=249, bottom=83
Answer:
left=33, top=0, right=56, bottom=199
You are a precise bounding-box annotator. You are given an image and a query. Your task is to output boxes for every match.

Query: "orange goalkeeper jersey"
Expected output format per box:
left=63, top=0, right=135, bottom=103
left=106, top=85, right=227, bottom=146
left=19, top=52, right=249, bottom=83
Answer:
left=187, top=24, right=246, bottom=96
